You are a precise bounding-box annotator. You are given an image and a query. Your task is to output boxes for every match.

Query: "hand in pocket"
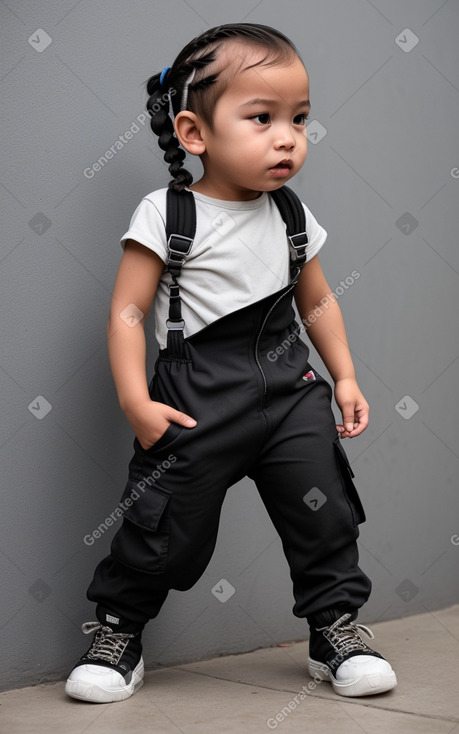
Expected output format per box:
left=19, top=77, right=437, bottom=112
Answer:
left=125, top=399, right=197, bottom=451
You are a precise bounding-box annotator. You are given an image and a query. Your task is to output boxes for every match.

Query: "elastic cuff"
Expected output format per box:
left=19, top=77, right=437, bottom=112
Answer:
left=96, top=605, right=145, bottom=634
left=307, top=607, right=358, bottom=629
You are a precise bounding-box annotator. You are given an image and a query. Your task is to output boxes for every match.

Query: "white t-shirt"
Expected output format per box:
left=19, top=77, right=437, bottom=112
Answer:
left=120, top=187, right=327, bottom=349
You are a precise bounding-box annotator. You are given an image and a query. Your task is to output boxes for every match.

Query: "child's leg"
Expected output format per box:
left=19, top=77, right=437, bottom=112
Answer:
left=86, top=558, right=168, bottom=631
left=247, top=372, right=372, bottom=623
left=85, top=404, right=265, bottom=630
left=247, top=370, right=396, bottom=696
left=68, top=422, right=254, bottom=703
left=86, top=465, right=228, bottom=628
left=249, top=365, right=397, bottom=696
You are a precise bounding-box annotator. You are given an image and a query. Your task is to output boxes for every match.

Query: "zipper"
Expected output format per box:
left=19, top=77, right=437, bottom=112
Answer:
left=255, top=281, right=298, bottom=397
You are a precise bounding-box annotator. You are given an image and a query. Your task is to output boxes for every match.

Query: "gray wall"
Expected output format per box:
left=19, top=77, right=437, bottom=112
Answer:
left=1, top=0, right=458, bottom=691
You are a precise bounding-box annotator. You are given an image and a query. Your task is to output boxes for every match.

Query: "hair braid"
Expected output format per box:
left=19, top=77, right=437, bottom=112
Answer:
left=146, top=48, right=221, bottom=192
left=146, top=71, right=193, bottom=191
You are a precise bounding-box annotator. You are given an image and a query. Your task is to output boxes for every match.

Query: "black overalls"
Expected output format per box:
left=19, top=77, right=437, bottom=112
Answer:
left=87, top=186, right=371, bottom=631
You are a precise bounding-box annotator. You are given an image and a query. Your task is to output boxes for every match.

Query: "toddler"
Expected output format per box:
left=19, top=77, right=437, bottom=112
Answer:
left=66, top=22, right=397, bottom=703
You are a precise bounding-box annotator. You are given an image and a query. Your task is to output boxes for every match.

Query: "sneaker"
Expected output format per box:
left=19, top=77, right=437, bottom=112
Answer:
left=308, top=612, right=397, bottom=697
left=65, top=621, right=144, bottom=703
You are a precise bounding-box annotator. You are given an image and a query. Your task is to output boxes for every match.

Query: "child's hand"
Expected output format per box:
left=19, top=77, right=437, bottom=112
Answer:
left=334, top=377, right=369, bottom=438
left=125, top=400, right=197, bottom=450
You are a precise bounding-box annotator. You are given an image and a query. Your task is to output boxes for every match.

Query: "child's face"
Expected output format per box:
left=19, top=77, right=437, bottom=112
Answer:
left=197, top=49, right=310, bottom=200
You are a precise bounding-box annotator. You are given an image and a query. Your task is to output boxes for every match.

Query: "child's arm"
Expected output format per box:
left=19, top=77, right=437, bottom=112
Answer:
left=107, top=239, right=196, bottom=450
left=294, top=255, right=369, bottom=438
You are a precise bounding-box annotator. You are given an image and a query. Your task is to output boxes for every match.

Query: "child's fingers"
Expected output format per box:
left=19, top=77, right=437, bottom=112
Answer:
left=341, top=408, right=357, bottom=434
left=346, top=421, right=367, bottom=437
left=336, top=410, right=368, bottom=438
left=167, top=408, right=197, bottom=428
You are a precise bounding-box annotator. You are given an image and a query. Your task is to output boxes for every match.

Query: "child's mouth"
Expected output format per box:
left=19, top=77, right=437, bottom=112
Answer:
left=269, top=160, right=293, bottom=176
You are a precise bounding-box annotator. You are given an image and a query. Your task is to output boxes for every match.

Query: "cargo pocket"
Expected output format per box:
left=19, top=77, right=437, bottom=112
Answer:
left=333, top=437, right=366, bottom=526
left=110, top=480, right=172, bottom=574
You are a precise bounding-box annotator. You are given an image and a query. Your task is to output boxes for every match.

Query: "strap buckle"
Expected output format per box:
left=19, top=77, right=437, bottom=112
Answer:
left=167, top=233, right=193, bottom=259
left=166, top=318, right=185, bottom=331
left=288, top=232, right=308, bottom=262
left=167, top=234, right=194, bottom=278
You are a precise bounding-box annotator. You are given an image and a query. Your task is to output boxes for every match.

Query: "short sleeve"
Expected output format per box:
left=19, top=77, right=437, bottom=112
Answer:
left=119, top=193, right=168, bottom=263
left=302, top=202, right=327, bottom=261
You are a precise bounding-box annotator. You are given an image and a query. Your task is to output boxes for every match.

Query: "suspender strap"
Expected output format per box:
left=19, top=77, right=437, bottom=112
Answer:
left=165, top=188, right=196, bottom=354
left=165, top=188, right=196, bottom=279
left=269, top=185, right=308, bottom=280
left=163, top=185, right=307, bottom=354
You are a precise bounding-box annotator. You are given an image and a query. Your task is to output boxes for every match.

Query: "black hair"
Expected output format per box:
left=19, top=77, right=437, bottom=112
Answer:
left=144, top=23, right=302, bottom=191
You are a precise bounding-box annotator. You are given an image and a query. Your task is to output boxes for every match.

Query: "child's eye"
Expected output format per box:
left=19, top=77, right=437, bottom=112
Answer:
left=249, top=112, right=310, bottom=126
left=250, top=113, right=271, bottom=125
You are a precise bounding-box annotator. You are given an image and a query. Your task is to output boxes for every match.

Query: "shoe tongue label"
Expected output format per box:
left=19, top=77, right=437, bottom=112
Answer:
left=106, top=614, right=120, bottom=625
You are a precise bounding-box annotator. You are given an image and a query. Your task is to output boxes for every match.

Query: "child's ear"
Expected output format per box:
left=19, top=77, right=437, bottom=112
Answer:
left=174, top=111, right=206, bottom=155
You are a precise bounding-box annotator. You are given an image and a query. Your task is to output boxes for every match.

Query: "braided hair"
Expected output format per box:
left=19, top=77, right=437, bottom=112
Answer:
left=145, top=23, right=302, bottom=191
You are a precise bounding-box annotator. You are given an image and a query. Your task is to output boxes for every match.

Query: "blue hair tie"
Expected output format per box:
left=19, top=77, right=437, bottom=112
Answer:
left=159, top=66, right=171, bottom=87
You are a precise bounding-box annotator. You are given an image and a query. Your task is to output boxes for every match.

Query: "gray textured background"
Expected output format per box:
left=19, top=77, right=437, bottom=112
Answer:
left=1, top=0, right=458, bottom=691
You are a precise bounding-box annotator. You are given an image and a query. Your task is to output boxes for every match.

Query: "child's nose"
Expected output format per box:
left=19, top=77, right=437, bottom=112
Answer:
left=274, top=126, right=296, bottom=150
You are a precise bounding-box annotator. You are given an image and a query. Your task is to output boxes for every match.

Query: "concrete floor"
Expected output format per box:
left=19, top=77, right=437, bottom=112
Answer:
left=1, top=605, right=458, bottom=734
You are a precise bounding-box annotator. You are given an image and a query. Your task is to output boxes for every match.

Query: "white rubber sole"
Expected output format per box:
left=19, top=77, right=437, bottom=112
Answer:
left=65, top=659, right=144, bottom=703
left=308, top=657, right=397, bottom=697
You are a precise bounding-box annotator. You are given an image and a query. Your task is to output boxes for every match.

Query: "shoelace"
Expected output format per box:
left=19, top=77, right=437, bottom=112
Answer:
left=322, top=613, right=375, bottom=655
left=82, top=621, right=136, bottom=665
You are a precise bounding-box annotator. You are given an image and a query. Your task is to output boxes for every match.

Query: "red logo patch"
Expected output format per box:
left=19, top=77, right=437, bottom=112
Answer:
left=302, top=370, right=316, bottom=382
